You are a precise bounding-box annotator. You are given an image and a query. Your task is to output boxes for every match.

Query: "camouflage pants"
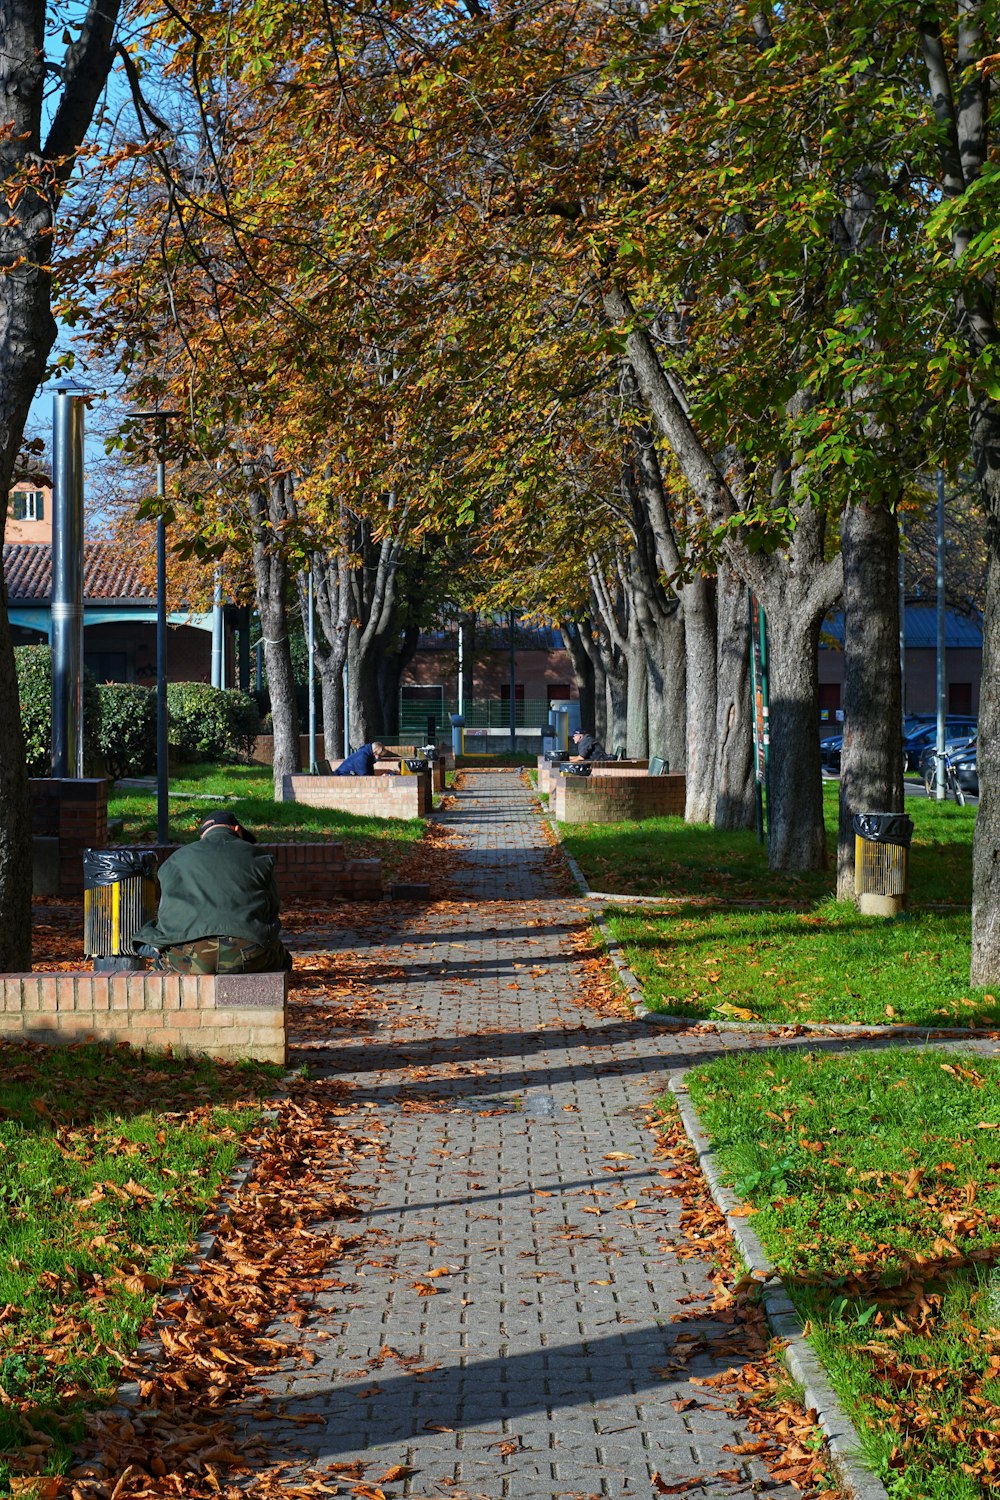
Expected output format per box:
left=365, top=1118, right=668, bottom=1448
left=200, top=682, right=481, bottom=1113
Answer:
left=154, top=936, right=293, bottom=975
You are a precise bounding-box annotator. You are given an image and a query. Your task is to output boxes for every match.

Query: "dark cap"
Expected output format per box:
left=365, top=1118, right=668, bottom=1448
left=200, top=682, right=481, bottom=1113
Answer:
left=572, top=728, right=584, bottom=739
left=199, top=810, right=257, bottom=844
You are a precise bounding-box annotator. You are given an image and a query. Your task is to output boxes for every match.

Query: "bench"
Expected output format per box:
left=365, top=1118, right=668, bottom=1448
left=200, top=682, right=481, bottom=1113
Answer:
left=0, top=969, right=288, bottom=1064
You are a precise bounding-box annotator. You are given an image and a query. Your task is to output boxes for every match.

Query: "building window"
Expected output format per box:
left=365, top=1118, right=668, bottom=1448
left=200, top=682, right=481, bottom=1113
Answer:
left=949, top=682, right=973, bottom=715
left=818, top=682, right=841, bottom=723
left=11, top=489, right=44, bottom=522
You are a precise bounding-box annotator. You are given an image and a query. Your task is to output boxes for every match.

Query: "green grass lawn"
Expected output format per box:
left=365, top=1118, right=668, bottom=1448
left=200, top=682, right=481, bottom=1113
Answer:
left=0, top=1040, right=276, bottom=1482
left=563, top=784, right=974, bottom=907
left=608, top=899, right=999, bottom=1028
left=108, top=762, right=425, bottom=875
left=679, top=1048, right=1000, bottom=1499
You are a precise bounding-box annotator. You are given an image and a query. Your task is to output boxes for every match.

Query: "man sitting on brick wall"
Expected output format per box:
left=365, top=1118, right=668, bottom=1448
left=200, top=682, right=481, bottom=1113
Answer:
left=569, top=728, right=608, bottom=764
left=333, top=740, right=387, bottom=776
left=136, top=812, right=292, bottom=974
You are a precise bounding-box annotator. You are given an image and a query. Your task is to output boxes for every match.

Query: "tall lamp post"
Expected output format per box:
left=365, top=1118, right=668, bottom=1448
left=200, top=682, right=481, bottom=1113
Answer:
left=128, top=409, right=180, bottom=844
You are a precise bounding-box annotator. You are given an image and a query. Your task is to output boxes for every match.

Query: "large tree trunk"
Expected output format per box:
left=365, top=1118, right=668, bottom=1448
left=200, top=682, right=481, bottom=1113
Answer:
left=714, top=563, right=755, bottom=830
left=562, top=621, right=597, bottom=736
left=838, top=501, right=903, bottom=898
left=645, top=607, right=685, bottom=771
left=682, top=575, right=717, bottom=819
left=763, top=603, right=826, bottom=870
left=971, top=398, right=1000, bottom=982
left=248, top=473, right=301, bottom=797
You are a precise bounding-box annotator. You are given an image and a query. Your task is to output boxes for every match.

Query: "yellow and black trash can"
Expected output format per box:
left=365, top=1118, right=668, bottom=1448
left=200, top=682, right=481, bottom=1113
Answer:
left=853, top=812, right=914, bottom=917
left=401, top=757, right=427, bottom=776
left=83, top=848, right=158, bottom=972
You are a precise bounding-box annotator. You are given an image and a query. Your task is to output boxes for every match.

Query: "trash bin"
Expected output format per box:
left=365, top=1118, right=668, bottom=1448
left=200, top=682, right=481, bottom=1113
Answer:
left=853, top=812, right=914, bottom=917
left=450, top=714, right=465, bottom=757
left=402, top=757, right=428, bottom=775
left=83, top=848, right=158, bottom=972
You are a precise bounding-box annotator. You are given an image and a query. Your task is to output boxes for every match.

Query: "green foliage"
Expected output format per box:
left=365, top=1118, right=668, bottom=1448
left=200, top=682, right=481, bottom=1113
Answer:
left=96, top=683, right=156, bottom=778
left=166, top=682, right=235, bottom=762
left=14, top=646, right=101, bottom=776
left=222, top=689, right=261, bottom=763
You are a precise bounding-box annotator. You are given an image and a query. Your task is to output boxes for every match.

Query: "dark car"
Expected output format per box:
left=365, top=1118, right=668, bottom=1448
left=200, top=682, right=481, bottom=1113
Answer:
left=918, top=735, right=977, bottom=792
left=820, top=734, right=843, bottom=774
left=903, top=717, right=977, bottom=771
left=953, top=743, right=979, bottom=796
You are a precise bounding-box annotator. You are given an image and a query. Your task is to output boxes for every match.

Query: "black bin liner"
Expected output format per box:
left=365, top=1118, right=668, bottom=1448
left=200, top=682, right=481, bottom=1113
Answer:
left=83, top=847, right=158, bottom=889
left=852, top=812, right=914, bottom=848
left=404, top=758, right=428, bottom=772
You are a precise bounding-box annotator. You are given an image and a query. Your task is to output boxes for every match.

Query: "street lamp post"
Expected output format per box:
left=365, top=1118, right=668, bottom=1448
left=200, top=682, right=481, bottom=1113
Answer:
left=129, top=409, right=180, bottom=845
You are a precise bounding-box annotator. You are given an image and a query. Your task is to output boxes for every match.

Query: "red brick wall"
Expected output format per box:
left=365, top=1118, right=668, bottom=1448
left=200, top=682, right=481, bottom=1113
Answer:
left=554, top=772, right=686, bottom=823
left=0, top=970, right=286, bottom=1064
left=127, top=840, right=382, bottom=901
left=284, top=771, right=430, bottom=818
left=538, top=758, right=649, bottom=797
left=29, top=779, right=109, bottom=896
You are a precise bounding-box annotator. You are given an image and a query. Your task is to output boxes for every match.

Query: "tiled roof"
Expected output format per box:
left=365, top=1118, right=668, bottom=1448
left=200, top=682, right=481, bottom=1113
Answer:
left=3, top=542, right=154, bottom=603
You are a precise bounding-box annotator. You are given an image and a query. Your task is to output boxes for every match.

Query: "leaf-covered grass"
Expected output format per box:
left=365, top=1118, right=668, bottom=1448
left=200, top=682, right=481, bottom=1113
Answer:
left=680, top=1048, right=1000, bottom=1499
left=608, top=899, right=999, bottom=1027
left=562, top=783, right=974, bottom=907
left=108, top=762, right=425, bottom=875
left=0, top=1040, right=277, bottom=1482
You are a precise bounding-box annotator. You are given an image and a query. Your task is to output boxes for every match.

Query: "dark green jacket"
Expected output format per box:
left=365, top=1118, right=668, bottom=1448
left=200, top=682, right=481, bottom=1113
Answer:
left=136, top=828, right=282, bottom=950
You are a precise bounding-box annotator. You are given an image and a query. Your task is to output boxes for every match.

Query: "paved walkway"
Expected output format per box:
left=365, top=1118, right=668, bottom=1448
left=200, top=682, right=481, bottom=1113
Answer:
left=262, top=771, right=813, bottom=1499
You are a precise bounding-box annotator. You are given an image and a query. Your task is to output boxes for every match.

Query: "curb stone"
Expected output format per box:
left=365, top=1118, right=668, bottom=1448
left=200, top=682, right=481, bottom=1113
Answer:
left=114, top=1096, right=284, bottom=1407
left=547, top=812, right=1000, bottom=1043
left=668, top=1068, right=891, bottom=1500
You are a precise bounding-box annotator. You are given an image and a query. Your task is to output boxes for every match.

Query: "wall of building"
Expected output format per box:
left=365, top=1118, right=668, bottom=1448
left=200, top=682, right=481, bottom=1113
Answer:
left=5, top=482, right=53, bottom=544
left=401, top=648, right=577, bottom=701
left=818, top=646, right=982, bottom=723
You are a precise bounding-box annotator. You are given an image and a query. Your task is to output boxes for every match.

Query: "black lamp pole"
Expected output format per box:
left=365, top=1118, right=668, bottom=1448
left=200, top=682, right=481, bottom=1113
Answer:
left=128, top=409, right=180, bottom=845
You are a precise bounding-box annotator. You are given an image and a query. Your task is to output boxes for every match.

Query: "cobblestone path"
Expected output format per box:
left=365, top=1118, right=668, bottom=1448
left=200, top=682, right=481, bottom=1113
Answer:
left=275, top=772, right=806, bottom=1499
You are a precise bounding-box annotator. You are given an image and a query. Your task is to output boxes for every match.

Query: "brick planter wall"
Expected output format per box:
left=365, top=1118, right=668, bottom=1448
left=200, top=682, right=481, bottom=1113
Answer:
left=0, top=970, right=287, bottom=1064
left=30, top=779, right=109, bottom=897
left=124, top=842, right=383, bottom=901
left=284, top=771, right=430, bottom=819
left=537, top=758, right=649, bottom=798
left=554, top=772, right=686, bottom=823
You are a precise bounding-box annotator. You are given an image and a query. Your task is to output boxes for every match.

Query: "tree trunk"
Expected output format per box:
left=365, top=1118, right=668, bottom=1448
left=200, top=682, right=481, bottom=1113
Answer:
left=971, top=398, right=1000, bottom=983
left=625, top=633, right=649, bottom=758
left=645, top=607, right=685, bottom=772
left=838, top=501, right=903, bottom=899
left=319, top=657, right=343, bottom=761
left=763, top=604, right=826, bottom=871
left=714, top=563, right=755, bottom=830
left=562, top=621, right=596, bottom=735
left=682, top=575, right=717, bottom=819
left=248, top=474, right=300, bottom=797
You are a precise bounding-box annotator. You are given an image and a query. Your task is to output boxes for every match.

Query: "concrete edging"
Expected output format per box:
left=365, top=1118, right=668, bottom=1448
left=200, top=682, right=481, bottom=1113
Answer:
left=668, top=1069, right=890, bottom=1500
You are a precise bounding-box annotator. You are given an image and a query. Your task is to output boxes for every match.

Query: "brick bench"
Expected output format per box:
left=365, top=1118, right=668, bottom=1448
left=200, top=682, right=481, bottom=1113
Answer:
left=284, top=771, right=431, bottom=818
left=0, top=970, right=287, bottom=1064
left=126, top=842, right=383, bottom=902
left=537, top=757, right=649, bottom=797
left=554, top=771, right=686, bottom=823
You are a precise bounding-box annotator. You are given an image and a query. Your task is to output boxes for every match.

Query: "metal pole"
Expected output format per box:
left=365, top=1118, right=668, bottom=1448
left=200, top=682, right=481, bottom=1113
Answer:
left=210, top=568, right=223, bottom=688
left=156, top=434, right=168, bottom=844
left=508, top=609, right=517, bottom=753
left=458, top=621, right=464, bottom=718
left=307, top=567, right=317, bottom=772
left=936, top=469, right=946, bottom=800
left=51, top=382, right=87, bottom=778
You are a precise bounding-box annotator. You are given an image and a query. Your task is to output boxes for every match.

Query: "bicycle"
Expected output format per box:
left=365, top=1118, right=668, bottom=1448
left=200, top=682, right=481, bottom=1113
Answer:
left=927, top=749, right=966, bottom=806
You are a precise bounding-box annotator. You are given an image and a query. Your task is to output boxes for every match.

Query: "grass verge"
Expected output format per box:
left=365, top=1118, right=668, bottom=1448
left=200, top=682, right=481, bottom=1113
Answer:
left=607, top=899, right=1000, bottom=1028
left=679, top=1047, right=1000, bottom=1499
left=108, top=762, right=425, bottom=877
left=0, top=1039, right=278, bottom=1482
left=561, top=784, right=973, bottom=906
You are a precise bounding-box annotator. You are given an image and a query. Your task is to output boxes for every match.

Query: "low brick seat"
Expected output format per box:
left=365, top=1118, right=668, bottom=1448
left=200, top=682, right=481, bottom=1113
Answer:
left=0, top=969, right=287, bottom=1064
left=537, top=756, right=649, bottom=798
left=554, top=770, right=685, bottom=822
left=284, top=770, right=431, bottom=818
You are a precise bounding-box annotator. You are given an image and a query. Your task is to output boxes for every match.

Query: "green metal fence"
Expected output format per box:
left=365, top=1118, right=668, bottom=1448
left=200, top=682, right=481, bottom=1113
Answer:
left=399, top=697, right=555, bottom=738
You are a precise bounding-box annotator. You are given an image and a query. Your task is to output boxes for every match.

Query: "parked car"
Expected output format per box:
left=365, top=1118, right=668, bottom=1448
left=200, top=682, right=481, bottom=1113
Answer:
left=903, top=717, right=977, bottom=771
left=918, top=735, right=977, bottom=792
left=820, top=734, right=843, bottom=774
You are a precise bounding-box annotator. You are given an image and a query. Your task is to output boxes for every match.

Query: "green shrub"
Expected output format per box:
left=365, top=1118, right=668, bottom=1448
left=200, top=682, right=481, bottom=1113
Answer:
left=14, top=645, right=101, bottom=775
left=222, top=689, right=261, bottom=763
left=167, top=682, right=233, bottom=762
left=97, top=683, right=156, bottom=778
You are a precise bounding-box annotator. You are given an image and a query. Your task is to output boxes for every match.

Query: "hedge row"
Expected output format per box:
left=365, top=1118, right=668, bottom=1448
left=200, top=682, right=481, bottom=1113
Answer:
left=14, top=647, right=260, bottom=777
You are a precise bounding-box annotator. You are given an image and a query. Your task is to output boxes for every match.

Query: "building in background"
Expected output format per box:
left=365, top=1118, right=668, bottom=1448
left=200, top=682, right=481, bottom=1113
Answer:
left=818, top=602, right=982, bottom=725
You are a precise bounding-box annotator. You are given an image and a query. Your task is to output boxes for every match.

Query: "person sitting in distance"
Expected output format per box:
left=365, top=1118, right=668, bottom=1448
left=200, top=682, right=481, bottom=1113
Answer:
left=333, top=740, right=387, bottom=776
left=569, top=728, right=608, bottom=764
left=135, top=811, right=292, bottom=974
